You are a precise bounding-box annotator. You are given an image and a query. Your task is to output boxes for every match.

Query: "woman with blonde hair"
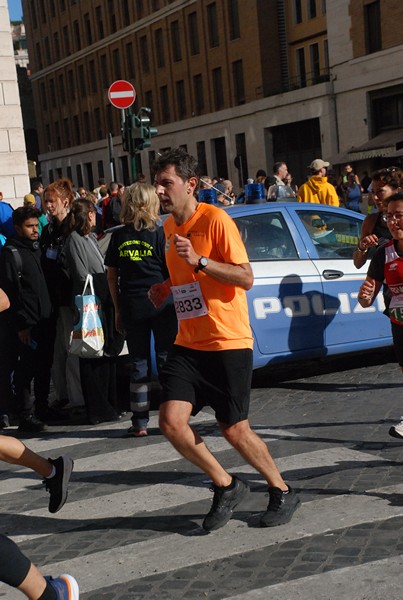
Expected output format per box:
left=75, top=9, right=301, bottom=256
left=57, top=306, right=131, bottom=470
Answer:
left=105, top=183, right=177, bottom=436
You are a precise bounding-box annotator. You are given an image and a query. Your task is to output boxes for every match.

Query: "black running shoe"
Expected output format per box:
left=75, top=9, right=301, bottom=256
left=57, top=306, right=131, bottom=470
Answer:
left=18, top=415, right=46, bottom=432
left=44, top=455, right=74, bottom=513
left=202, top=476, right=249, bottom=532
left=260, top=485, right=300, bottom=527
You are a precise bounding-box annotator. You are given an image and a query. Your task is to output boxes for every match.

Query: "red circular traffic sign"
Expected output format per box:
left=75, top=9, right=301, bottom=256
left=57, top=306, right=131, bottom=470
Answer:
left=108, top=80, right=136, bottom=109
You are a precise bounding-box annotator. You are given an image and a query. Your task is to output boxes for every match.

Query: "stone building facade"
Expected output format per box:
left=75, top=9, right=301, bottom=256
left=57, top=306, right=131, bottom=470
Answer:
left=0, top=0, right=29, bottom=207
left=21, top=0, right=403, bottom=189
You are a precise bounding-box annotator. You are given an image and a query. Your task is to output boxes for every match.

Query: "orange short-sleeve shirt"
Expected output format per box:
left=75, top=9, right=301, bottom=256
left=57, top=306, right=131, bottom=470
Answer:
left=164, top=202, right=253, bottom=351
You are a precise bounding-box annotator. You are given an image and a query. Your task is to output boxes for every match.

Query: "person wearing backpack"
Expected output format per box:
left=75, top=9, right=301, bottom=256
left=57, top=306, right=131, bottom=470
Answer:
left=0, top=206, right=55, bottom=432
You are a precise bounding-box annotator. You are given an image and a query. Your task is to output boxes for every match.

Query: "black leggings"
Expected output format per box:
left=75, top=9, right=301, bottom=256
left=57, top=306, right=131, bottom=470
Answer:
left=0, top=533, right=31, bottom=587
left=0, top=534, right=57, bottom=599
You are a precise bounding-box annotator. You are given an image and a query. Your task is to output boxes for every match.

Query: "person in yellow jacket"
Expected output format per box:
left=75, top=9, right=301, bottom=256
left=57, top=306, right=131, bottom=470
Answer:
left=297, top=159, right=340, bottom=206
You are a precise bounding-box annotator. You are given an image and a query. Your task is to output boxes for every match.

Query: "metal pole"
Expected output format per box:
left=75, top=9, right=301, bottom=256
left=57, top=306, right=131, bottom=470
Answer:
left=108, top=133, right=115, bottom=181
left=131, top=153, right=137, bottom=182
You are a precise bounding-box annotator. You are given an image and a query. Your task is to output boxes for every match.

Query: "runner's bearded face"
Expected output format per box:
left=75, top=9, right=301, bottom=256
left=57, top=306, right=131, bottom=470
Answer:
left=154, top=165, right=190, bottom=214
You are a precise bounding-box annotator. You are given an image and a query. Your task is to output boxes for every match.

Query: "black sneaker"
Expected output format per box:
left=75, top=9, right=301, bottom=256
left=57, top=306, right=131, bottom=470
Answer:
left=202, top=476, right=249, bottom=532
left=44, top=455, right=74, bottom=513
left=260, top=485, right=300, bottom=527
left=18, top=415, right=46, bottom=432
left=0, top=414, right=9, bottom=429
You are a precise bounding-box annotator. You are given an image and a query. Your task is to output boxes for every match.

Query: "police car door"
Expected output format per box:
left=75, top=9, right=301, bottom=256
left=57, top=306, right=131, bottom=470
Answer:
left=292, top=207, right=391, bottom=352
left=234, top=208, right=326, bottom=369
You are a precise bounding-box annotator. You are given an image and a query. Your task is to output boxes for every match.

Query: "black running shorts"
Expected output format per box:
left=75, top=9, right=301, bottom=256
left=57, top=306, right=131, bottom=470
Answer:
left=160, top=345, right=253, bottom=425
left=391, top=321, right=403, bottom=366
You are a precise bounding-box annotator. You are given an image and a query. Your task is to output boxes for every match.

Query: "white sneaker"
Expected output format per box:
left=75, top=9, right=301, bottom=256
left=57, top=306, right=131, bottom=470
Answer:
left=389, top=416, right=403, bottom=440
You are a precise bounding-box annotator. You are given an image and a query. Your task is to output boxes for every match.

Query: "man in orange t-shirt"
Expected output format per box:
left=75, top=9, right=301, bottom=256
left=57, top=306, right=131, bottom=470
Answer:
left=149, top=148, right=300, bottom=531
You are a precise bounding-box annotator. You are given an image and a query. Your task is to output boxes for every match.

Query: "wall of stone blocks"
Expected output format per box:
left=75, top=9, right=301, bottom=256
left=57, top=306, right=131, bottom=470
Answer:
left=0, top=0, right=29, bottom=208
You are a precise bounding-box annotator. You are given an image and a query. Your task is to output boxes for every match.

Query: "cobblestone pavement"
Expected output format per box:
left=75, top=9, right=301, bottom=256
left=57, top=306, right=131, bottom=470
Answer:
left=1, top=348, right=402, bottom=599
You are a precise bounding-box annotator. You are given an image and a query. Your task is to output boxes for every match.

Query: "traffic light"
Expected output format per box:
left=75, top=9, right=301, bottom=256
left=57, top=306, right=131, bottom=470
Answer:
left=134, top=109, right=158, bottom=151
left=122, top=108, right=158, bottom=153
left=121, top=113, right=134, bottom=154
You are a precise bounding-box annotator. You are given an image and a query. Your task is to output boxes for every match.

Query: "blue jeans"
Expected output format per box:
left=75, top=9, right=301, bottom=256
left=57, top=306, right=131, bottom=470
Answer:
left=120, top=298, right=177, bottom=430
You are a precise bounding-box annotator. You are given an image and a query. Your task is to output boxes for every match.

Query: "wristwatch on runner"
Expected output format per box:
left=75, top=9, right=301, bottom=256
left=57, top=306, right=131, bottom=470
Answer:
left=195, top=256, right=208, bottom=273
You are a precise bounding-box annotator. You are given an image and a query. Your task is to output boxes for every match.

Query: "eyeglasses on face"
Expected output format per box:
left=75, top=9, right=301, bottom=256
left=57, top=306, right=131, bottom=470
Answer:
left=386, top=212, right=403, bottom=222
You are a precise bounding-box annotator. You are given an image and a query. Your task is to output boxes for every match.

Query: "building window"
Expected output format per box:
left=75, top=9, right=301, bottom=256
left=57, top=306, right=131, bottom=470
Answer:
left=212, top=67, right=224, bottom=110
left=83, top=112, right=90, bottom=143
left=55, top=121, right=61, bottom=150
left=73, top=116, right=80, bottom=145
left=193, top=74, right=204, bottom=114
left=31, top=3, right=38, bottom=29
left=188, top=13, right=200, bottom=55
left=296, top=47, right=306, bottom=87
left=196, top=141, right=207, bottom=175
left=73, top=20, right=81, bottom=51
left=67, top=166, right=72, bottom=182
left=232, top=60, right=245, bottom=105
left=84, top=13, right=92, bottom=45
left=40, top=82, right=47, bottom=110
left=294, top=0, right=302, bottom=23
left=176, top=80, right=186, bottom=118
left=49, top=78, right=56, bottom=108
left=126, top=42, right=135, bottom=78
left=152, top=0, right=160, bottom=10
left=94, top=108, right=103, bottom=139
left=58, top=74, right=66, bottom=104
left=121, top=0, right=130, bottom=23
left=39, top=0, right=46, bottom=22
left=155, top=28, right=165, bottom=68
left=78, top=65, right=86, bottom=97
left=171, top=20, right=182, bottom=62
left=140, top=36, right=150, bottom=73
left=108, top=0, right=117, bottom=33
left=145, top=90, right=153, bottom=110
left=321, top=0, right=326, bottom=14
left=364, top=0, right=381, bottom=54
left=160, top=85, right=170, bottom=123
left=44, top=37, right=51, bottom=65
left=95, top=6, right=104, bottom=39
left=308, top=0, right=317, bottom=19
left=137, top=0, right=144, bottom=19
left=97, top=160, right=105, bottom=179
left=53, top=32, right=60, bottom=61
left=324, top=39, right=329, bottom=73
left=76, top=164, right=83, bottom=187
left=63, top=26, right=70, bottom=55
left=309, top=43, right=320, bottom=83
left=207, top=3, right=219, bottom=48
left=61, top=0, right=65, bottom=10
left=36, top=43, right=43, bottom=69
left=228, top=0, right=240, bottom=40
left=89, top=60, right=97, bottom=93
left=372, top=88, right=403, bottom=134
left=68, top=70, right=76, bottom=99
left=113, top=49, right=121, bottom=79
left=63, top=118, right=70, bottom=147
left=100, top=54, right=109, bottom=88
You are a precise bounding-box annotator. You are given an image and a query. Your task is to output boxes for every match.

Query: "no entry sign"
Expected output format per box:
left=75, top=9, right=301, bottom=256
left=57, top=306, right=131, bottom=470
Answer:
left=108, top=80, right=136, bottom=109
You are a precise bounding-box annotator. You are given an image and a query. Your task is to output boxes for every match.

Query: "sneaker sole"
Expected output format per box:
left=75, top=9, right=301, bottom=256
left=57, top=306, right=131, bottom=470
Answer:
left=260, top=496, right=301, bottom=528
left=389, top=427, right=403, bottom=440
left=60, top=574, right=79, bottom=600
left=50, top=456, right=74, bottom=514
left=203, top=482, right=250, bottom=532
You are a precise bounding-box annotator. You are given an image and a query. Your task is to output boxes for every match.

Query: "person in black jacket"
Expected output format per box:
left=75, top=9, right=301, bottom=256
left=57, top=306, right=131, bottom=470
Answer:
left=0, top=206, right=55, bottom=432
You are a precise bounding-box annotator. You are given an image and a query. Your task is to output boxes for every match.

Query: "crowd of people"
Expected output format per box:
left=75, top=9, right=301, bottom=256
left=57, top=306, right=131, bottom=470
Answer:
left=1, top=148, right=403, bottom=598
